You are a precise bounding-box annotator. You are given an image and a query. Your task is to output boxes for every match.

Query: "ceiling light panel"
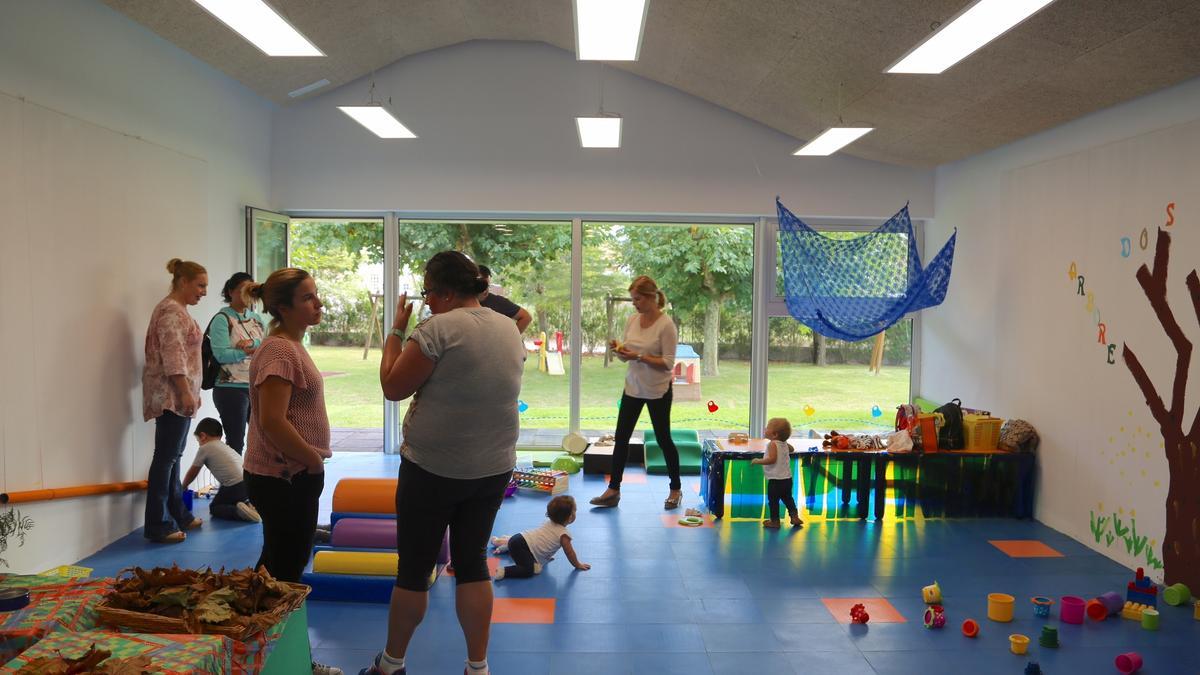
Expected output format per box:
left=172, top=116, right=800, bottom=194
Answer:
left=793, top=128, right=873, bottom=156
left=193, top=0, right=324, bottom=57
left=574, top=0, right=649, bottom=61
left=576, top=116, right=622, bottom=148
left=887, top=0, right=1056, bottom=74
left=338, top=105, right=417, bottom=139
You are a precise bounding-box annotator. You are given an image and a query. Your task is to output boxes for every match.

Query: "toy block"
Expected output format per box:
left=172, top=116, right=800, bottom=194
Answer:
left=1121, top=601, right=1152, bottom=620
left=1126, top=567, right=1159, bottom=607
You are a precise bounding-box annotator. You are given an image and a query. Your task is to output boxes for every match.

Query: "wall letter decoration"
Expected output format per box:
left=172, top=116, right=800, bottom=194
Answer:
left=1107, top=344, right=1116, bottom=364
left=1098, top=323, right=1107, bottom=344
left=1078, top=276, right=1086, bottom=295
left=1140, top=228, right=1149, bottom=250
left=1165, top=202, right=1175, bottom=227
left=1087, top=291, right=1095, bottom=312
left=1121, top=237, right=1132, bottom=257
left=1069, top=262, right=1077, bottom=280
left=1094, top=308, right=1101, bottom=326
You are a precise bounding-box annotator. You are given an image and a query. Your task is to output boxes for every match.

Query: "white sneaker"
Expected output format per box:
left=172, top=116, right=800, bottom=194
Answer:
left=312, top=661, right=342, bottom=675
left=533, top=562, right=543, bottom=575
left=236, top=502, right=262, bottom=523
left=490, top=536, right=508, bottom=548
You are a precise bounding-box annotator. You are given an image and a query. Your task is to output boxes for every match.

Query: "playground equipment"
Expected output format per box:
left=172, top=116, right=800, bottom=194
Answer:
left=301, top=477, right=449, bottom=603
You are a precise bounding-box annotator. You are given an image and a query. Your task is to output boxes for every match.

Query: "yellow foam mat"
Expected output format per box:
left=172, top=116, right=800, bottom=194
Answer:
left=312, top=550, right=398, bottom=576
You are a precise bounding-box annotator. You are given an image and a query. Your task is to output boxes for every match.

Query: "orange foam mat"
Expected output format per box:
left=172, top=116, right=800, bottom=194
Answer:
left=332, top=477, right=397, bottom=514
left=822, top=597, right=907, bottom=624
left=988, top=540, right=1064, bottom=558
left=492, top=598, right=556, bottom=624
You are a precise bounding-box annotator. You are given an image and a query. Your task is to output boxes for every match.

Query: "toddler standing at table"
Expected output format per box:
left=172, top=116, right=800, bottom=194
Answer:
left=751, top=418, right=803, bottom=529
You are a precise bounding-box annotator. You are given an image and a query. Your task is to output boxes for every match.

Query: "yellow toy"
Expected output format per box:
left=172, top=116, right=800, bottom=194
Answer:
left=1121, top=601, right=1152, bottom=621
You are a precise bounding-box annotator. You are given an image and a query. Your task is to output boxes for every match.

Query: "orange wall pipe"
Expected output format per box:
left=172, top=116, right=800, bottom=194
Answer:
left=1, top=480, right=148, bottom=504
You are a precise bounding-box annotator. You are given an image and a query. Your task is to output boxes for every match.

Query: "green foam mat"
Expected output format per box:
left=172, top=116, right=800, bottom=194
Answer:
left=644, top=429, right=702, bottom=475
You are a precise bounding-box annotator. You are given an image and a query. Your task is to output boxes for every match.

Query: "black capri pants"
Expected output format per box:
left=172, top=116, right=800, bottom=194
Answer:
left=394, top=459, right=512, bottom=591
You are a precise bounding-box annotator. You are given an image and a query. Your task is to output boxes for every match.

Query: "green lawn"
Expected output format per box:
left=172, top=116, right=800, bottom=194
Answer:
left=310, top=345, right=908, bottom=432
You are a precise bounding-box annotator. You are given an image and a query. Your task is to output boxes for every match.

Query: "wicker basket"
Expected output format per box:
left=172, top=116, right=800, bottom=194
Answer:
left=97, top=581, right=310, bottom=641
left=964, top=415, right=1003, bottom=450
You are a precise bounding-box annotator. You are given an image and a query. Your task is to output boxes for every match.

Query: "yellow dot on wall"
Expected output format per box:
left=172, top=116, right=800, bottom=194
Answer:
left=1131, top=447, right=1137, bottom=453
left=1154, top=481, right=1161, bottom=487
left=1119, top=506, right=1125, bottom=513
left=1137, top=426, right=1143, bottom=433
left=1110, top=459, right=1115, bottom=464
left=1120, top=426, right=1126, bottom=432
left=1128, top=410, right=1133, bottom=416
left=1131, top=509, right=1137, bottom=517
left=1109, top=436, right=1115, bottom=443
left=1151, top=539, right=1156, bottom=547
left=1145, top=451, right=1150, bottom=459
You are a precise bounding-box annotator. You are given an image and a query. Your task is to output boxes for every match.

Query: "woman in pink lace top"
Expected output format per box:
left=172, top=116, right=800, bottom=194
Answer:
left=142, top=258, right=207, bottom=543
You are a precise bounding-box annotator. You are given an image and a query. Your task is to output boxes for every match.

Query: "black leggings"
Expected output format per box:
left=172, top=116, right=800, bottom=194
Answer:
left=244, top=470, right=324, bottom=583
left=767, top=478, right=798, bottom=522
left=502, top=533, right=539, bottom=579
left=212, top=386, right=250, bottom=454
left=394, top=460, right=511, bottom=591
left=610, top=385, right=681, bottom=491
left=210, top=481, right=249, bottom=521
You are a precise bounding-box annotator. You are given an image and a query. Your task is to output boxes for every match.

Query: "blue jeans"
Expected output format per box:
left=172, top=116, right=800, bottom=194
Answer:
left=144, top=411, right=196, bottom=540
left=212, top=386, right=250, bottom=454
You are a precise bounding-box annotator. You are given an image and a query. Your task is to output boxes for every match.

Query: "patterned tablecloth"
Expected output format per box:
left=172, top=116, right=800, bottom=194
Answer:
left=0, top=630, right=230, bottom=674
left=0, top=574, right=295, bottom=673
left=0, top=575, right=110, bottom=665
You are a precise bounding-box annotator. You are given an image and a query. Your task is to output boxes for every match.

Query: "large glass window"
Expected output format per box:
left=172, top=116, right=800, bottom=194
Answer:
left=581, top=222, right=754, bottom=441
left=396, top=220, right=572, bottom=447
left=769, top=223, right=914, bottom=437
left=289, top=219, right=386, bottom=446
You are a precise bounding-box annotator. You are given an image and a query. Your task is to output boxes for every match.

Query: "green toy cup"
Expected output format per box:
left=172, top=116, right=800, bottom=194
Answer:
left=1164, top=583, right=1191, bottom=606
left=1141, top=607, right=1160, bottom=630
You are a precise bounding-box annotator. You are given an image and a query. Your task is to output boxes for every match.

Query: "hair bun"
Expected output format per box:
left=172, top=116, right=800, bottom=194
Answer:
left=166, top=258, right=183, bottom=274
left=246, top=282, right=266, bottom=300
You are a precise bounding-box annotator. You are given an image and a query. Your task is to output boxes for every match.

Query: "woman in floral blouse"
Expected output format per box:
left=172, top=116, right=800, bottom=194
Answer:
left=142, top=258, right=207, bottom=543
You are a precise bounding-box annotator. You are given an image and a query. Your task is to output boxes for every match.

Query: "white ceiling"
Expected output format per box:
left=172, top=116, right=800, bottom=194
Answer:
left=104, top=0, right=1200, bottom=167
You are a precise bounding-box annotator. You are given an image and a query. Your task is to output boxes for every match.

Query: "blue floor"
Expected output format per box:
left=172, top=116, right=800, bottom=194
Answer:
left=78, top=453, right=1199, bottom=674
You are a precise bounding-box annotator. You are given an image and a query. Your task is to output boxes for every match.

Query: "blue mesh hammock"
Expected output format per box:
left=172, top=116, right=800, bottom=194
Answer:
left=778, top=198, right=956, bottom=342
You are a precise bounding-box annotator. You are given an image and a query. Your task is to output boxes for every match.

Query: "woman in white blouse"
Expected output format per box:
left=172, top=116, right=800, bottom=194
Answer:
left=590, top=275, right=683, bottom=510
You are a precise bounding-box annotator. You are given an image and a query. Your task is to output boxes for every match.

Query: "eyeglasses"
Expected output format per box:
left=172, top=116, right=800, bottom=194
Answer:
left=420, top=288, right=433, bottom=299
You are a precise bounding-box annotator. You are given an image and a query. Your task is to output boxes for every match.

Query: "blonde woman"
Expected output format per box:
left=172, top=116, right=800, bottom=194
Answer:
left=590, top=275, right=683, bottom=510
left=142, top=258, right=207, bottom=543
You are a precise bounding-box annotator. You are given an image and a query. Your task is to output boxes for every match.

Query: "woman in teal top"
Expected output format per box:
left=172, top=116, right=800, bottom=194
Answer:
left=208, top=272, right=267, bottom=454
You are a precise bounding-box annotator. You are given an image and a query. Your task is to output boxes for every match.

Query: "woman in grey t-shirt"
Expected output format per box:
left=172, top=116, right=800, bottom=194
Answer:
left=368, top=251, right=524, bottom=675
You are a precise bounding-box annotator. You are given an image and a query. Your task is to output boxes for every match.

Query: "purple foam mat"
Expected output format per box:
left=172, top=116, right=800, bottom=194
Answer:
left=331, top=518, right=396, bottom=549
left=330, top=518, right=451, bottom=564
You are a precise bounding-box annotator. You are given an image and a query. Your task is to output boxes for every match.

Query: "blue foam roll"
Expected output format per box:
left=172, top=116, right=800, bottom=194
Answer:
left=302, top=572, right=397, bottom=603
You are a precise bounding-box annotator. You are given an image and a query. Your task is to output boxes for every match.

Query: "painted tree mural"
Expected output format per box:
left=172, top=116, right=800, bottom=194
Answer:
left=1121, top=228, right=1200, bottom=590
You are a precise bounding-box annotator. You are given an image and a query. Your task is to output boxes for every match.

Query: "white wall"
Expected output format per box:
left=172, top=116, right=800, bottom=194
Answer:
left=0, top=0, right=274, bottom=573
left=924, top=76, right=1200, bottom=580
left=271, top=41, right=933, bottom=219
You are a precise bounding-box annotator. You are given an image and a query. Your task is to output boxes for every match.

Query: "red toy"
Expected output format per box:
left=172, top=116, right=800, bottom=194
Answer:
left=850, top=603, right=870, bottom=624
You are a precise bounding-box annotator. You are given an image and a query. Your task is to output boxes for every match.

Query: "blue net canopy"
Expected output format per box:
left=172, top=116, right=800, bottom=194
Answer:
left=778, top=198, right=956, bottom=342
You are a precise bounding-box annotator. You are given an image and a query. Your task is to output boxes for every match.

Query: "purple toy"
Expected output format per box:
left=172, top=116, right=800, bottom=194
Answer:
left=331, top=517, right=397, bottom=549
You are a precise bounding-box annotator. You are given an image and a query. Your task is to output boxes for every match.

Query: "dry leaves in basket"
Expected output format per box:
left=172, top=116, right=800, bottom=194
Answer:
left=105, top=565, right=297, bottom=633
left=16, top=644, right=153, bottom=674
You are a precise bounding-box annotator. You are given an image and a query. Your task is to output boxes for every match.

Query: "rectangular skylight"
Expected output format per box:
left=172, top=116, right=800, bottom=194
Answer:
left=576, top=116, right=622, bottom=148
left=338, top=105, right=417, bottom=139
left=574, top=0, right=649, bottom=61
left=193, top=0, right=324, bottom=57
left=793, top=127, right=874, bottom=156
left=887, top=0, right=1056, bottom=74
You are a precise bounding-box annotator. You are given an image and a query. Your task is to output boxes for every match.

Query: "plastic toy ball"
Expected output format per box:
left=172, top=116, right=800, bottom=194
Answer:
left=871, top=405, right=882, bottom=417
